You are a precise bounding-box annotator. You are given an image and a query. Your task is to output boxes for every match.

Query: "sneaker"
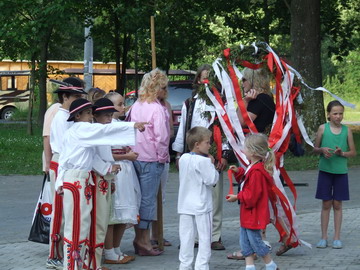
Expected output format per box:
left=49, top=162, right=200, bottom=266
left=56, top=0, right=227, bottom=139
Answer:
left=332, top=240, right=343, bottom=249
left=263, top=240, right=272, bottom=251
left=46, top=258, right=63, bottom=269
left=316, top=239, right=328, bottom=248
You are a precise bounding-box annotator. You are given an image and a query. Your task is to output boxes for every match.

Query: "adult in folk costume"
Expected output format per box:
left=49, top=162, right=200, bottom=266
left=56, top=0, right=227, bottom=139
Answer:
left=172, top=64, right=231, bottom=250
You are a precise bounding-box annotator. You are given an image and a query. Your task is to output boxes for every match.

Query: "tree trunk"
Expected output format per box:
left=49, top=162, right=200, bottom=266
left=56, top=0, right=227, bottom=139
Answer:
left=262, top=0, right=270, bottom=44
left=114, top=15, right=122, bottom=92
left=27, top=56, right=36, bottom=135
left=38, top=42, right=49, bottom=126
left=290, top=0, right=325, bottom=142
left=119, top=32, right=130, bottom=95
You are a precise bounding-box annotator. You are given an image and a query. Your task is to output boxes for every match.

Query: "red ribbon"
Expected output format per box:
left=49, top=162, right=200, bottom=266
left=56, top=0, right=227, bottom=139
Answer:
left=238, top=60, right=263, bottom=70
left=213, top=124, right=222, bottom=162
left=226, top=169, right=235, bottom=199
left=224, top=49, right=258, bottom=134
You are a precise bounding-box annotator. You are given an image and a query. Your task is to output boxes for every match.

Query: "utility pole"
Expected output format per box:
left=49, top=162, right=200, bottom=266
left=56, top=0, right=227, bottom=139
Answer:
left=151, top=15, right=164, bottom=251
left=84, top=25, right=93, bottom=92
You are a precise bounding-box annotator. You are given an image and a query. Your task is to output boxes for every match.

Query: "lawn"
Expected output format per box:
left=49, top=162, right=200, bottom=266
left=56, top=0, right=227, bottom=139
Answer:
left=0, top=123, right=359, bottom=175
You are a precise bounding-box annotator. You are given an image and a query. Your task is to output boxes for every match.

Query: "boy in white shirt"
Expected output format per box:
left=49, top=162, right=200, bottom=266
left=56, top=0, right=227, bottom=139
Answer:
left=56, top=98, right=145, bottom=270
left=178, top=126, right=219, bottom=270
left=47, top=77, right=87, bottom=269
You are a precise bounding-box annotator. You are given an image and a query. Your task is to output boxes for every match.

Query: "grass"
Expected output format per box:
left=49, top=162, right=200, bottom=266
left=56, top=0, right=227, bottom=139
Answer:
left=0, top=123, right=359, bottom=175
left=0, top=124, right=43, bottom=175
left=323, top=95, right=360, bottom=122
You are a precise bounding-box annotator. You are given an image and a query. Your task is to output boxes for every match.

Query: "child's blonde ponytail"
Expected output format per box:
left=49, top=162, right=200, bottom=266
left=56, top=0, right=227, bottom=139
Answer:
left=244, top=133, right=275, bottom=175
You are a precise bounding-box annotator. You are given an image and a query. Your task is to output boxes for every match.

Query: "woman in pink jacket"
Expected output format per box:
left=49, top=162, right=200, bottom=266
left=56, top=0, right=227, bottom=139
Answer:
left=129, top=68, right=170, bottom=256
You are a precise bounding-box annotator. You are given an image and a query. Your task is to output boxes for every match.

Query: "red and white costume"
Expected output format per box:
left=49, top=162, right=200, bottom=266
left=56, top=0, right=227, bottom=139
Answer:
left=56, top=121, right=136, bottom=270
left=87, top=146, right=116, bottom=270
left=48, top=107, right=73, bottom=260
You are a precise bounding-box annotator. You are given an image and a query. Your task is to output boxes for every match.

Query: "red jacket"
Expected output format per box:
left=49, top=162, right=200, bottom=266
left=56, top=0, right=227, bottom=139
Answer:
left=235, top=162, right=273, bottom=230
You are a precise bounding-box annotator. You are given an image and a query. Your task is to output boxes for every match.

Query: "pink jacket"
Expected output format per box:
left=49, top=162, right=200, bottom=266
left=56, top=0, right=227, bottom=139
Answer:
left=129, top=100, right=170, bottom=163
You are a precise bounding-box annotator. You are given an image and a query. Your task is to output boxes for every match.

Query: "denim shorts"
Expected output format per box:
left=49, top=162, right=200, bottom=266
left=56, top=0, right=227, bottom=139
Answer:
left=240, top=227, right=270, bottom=257
left=315, top=171, right=349, bottom=201
left=133, top=161, right=164, bottom=229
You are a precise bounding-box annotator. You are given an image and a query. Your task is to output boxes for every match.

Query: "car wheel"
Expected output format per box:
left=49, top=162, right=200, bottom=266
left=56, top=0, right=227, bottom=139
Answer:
left=1, top=107, right=16, bottom=120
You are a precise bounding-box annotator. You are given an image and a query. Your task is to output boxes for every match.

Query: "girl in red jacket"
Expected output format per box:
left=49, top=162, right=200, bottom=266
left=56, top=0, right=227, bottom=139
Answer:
left=227, top=133, right=278, bottom=270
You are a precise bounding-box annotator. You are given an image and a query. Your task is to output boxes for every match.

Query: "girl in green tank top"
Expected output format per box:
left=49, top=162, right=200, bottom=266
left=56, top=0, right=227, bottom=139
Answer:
left=313, top=100, right=357, bottom=249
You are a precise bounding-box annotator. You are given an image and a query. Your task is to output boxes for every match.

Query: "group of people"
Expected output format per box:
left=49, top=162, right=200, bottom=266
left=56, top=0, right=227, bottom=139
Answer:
left=174, top=64, right=356, bottom=270
left=41, top=63, right=356, bottom=270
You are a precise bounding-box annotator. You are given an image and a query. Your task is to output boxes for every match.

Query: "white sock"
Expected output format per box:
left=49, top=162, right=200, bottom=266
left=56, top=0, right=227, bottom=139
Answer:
left=245, top=265, right=256, bottom=270
left=104, top=248, right=118, bottom=261
left=265, top=260, right=277, bottom=270
left=114, top=246, right=122, bottom=256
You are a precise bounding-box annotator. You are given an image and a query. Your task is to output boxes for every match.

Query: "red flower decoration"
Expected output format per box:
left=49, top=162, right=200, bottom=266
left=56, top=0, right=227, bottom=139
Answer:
left=202, top=79, right=209, bottom=84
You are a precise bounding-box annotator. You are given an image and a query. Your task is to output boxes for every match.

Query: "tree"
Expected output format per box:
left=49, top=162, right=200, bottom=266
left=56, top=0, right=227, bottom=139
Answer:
left=290, top=0, right=325, bottom=140
left=0, top=0, right=87, bottom=126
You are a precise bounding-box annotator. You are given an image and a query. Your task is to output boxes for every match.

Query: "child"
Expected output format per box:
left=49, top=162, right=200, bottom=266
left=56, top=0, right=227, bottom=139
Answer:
left=103, top=92, right=140, bottom=264
left=86, top=97, right=122, bottom=270
left=178, top=126, right=219, bottom=270
left=314, top=100, right=356, bottom=249
left=56, top=98, right=146, bottom=270
left=226, top=133, right=278, bottom=270
left=47, top=77, right=86, bottom=269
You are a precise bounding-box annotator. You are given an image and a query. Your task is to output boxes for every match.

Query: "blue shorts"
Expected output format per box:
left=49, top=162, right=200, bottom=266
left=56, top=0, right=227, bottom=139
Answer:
left=315, top=170, right=349, bottom=201
left=240, top=227, right=270, bottom=257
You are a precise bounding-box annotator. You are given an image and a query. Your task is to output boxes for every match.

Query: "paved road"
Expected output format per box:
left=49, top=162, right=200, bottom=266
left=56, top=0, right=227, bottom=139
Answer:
left=1, top=167, right=360, bottom=269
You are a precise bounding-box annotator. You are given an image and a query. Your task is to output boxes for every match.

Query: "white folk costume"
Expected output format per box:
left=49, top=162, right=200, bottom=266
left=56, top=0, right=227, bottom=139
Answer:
left=173, top=95, right=227, bottom=244
left=110, top=119, right=141, bottom=225
left=87, top=146, right=115, bottom=270
left=57, top=120, right=136, bottom=270
left=178, top=153, right=219, bottom=270
left=48, top=107, right=73, bottom=260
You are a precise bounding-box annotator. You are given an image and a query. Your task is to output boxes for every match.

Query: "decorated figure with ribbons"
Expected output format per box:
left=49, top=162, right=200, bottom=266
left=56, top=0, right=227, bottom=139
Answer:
left=195, top=41, right=356, bottom=260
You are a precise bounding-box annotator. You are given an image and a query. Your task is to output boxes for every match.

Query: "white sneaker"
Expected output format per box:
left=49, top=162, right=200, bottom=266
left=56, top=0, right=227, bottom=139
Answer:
left=46, top=258, right=63, bottom=269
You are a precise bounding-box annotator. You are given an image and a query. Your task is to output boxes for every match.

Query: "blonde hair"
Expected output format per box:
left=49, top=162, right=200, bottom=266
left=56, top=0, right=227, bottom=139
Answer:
left=186, top=126, right=212, bottom=151
left=138, top=68, right=168, bottom=102
left=242, top=68, right=271, bottom=95
left=245, top=133, right=275, bottom=175
left=88, top=87, right=106, bottom=104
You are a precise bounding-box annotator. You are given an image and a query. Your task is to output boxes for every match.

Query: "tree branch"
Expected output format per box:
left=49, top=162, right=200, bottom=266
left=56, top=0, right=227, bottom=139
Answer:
left=282, top=0, right=291, bottom=14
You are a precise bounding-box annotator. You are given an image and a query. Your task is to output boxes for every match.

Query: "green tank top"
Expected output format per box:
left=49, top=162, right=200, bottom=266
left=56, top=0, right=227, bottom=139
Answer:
left=319, top=123, right=348, bottom=174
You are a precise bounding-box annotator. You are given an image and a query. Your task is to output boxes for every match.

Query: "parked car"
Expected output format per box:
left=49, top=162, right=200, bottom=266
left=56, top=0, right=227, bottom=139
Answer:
left=167, top=80, right=193, bottom=135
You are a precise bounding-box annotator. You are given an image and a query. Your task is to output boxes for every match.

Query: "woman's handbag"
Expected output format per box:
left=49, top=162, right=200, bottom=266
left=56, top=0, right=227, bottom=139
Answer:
left=28, top=174, right=52, bottom=244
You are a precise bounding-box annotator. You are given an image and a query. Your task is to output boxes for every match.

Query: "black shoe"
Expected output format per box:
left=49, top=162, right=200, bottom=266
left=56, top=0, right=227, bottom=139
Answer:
left=211, top=240, right=225, bottom=250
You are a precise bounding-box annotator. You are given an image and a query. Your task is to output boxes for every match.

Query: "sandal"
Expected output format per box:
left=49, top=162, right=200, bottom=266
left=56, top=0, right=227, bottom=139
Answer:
left=227, top=251, right=245, bottom=260
left=276, top=244, right=293, bottom=256
left=104, top=254, right=132, bottom=264
left=151, top=239, right=172, bottom=247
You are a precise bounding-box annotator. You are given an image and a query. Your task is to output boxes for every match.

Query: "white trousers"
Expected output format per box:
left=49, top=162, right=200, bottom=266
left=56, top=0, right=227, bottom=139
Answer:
left=62, top=170, right=93, bottom=270
left=179, top=212, right=212, bottom=270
